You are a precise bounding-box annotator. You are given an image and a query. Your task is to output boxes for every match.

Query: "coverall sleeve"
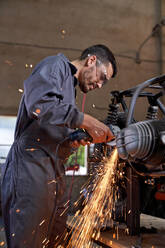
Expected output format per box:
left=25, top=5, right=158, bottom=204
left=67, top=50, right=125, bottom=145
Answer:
left=24, top=61, right=84, bottom=129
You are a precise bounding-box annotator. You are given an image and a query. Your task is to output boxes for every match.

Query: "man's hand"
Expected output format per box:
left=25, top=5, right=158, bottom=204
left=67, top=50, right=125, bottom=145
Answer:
left=79, top=114, right=114, bottom=144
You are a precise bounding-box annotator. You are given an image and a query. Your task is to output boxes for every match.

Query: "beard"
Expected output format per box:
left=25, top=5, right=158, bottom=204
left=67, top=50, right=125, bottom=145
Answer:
left=79, top=84, right=88, bottom=93
left=79, top=70, right=94, bottom=93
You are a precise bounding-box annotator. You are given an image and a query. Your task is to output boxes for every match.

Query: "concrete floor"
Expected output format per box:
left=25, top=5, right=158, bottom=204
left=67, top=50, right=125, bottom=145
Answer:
left=92, top=214, right=165, bottom=248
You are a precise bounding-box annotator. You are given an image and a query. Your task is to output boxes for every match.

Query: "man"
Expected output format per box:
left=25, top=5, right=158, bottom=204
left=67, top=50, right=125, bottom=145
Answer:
left=1, top=44, right=117, bottom=247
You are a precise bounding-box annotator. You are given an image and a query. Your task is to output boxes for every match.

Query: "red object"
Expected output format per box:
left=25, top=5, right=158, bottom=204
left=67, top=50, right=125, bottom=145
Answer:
left=155, top=191, right=165, bottom=201
left=65, top=164, right=80, bottom=171
left=81, top=94, right=86, bottom=112
left=66, top=93, right=86, bottom=206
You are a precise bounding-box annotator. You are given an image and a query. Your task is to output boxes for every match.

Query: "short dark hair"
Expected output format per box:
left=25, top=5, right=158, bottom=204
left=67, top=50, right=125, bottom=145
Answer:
left=80, top=44, right=117, bottom=78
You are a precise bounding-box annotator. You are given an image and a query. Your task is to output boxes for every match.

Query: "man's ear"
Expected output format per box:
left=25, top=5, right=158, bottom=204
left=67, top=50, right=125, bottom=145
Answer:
left=86, top=55, right=97, bottom=67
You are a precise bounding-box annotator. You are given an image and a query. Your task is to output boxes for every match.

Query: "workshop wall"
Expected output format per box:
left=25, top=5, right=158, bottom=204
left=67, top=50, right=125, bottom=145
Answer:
left=0, top=0, right=164, bottom=120
left=0, top=0, right=164, bottom=209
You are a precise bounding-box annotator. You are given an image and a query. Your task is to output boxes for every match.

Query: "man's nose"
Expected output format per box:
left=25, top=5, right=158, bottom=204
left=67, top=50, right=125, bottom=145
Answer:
left=97, top=82, right=102, bottom=88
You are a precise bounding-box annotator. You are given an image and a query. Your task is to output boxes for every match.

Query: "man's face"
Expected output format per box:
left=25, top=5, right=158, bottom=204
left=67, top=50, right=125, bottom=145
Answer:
left=78, top=56, right=113, bottom=93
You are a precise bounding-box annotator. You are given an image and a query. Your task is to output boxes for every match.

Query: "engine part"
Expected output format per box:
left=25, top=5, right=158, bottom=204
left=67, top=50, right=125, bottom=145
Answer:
left=116, top=119, right=165, bottom=167
left=146, top=106, right=158, bottom=120
left=106, top=103, right=119, bottom=125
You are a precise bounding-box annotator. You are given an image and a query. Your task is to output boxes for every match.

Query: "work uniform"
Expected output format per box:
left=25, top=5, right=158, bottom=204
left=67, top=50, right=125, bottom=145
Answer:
left=1, top=54, right=84, bottom=248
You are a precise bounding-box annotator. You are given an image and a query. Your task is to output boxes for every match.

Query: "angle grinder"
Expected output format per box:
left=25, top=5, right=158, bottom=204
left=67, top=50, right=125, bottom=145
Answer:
left=69, top=124, right=119, bottom=144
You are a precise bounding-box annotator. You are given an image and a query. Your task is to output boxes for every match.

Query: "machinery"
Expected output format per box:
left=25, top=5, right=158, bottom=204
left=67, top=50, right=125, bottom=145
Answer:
left=71, top=74, right=165, bottom=173
left=115, top=76, right=165, bottom=172
left=105, top=74, right=165, bottom=235
left=71, top=74, right=165, bottom=235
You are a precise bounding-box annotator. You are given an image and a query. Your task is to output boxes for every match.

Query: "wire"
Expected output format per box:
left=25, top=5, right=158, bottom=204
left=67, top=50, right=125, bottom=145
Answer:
left=66, top=93, right=87, bottom=212
left=126, top=75, right=165, bottom=126
left=115, top=53, right=165, bottom=64
left=81, top=94, right=86, bottom=112
left=0, top=40, right=82, bottom=52
left=0, top=40, right=165, bottom=64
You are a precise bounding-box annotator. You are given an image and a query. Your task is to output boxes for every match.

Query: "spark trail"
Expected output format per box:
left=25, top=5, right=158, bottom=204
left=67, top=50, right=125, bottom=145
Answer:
left=66, top=148, right=118, bottom=247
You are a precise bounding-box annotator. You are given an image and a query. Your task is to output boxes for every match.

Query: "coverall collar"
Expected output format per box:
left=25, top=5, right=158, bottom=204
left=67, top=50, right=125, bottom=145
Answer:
left=57, top=53, right=78, bottom=86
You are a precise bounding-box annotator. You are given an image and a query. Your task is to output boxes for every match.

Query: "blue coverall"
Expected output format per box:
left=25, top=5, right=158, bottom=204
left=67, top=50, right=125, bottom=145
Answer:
left=1, top=54, right=84, bottom=248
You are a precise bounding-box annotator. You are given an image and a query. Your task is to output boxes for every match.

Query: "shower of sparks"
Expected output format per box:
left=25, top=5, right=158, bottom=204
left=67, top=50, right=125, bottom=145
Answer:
left=18, top=88, right=24, bottom=93
left=47, top=179, right=57, bottom=184
left=25, top=64, right=33, bottom=68
left=39, top=219, right=46, bottom=226
left=42, top=238, right=47, bottom=244
left=25, top=148, right=38, bottom=151
left=66, top=148, right=118, bottom=247
left=60, top=205, right=70, bottom=217
left=61, top=29, right=66, bottom=34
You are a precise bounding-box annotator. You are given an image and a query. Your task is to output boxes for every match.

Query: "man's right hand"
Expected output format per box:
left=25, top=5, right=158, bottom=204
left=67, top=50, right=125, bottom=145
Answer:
left=79, top=114, right=114, bottom=144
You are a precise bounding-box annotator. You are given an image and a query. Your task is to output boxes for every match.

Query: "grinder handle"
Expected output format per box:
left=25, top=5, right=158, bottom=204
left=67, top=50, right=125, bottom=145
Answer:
left=69, top=129, right=93, bottom=142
